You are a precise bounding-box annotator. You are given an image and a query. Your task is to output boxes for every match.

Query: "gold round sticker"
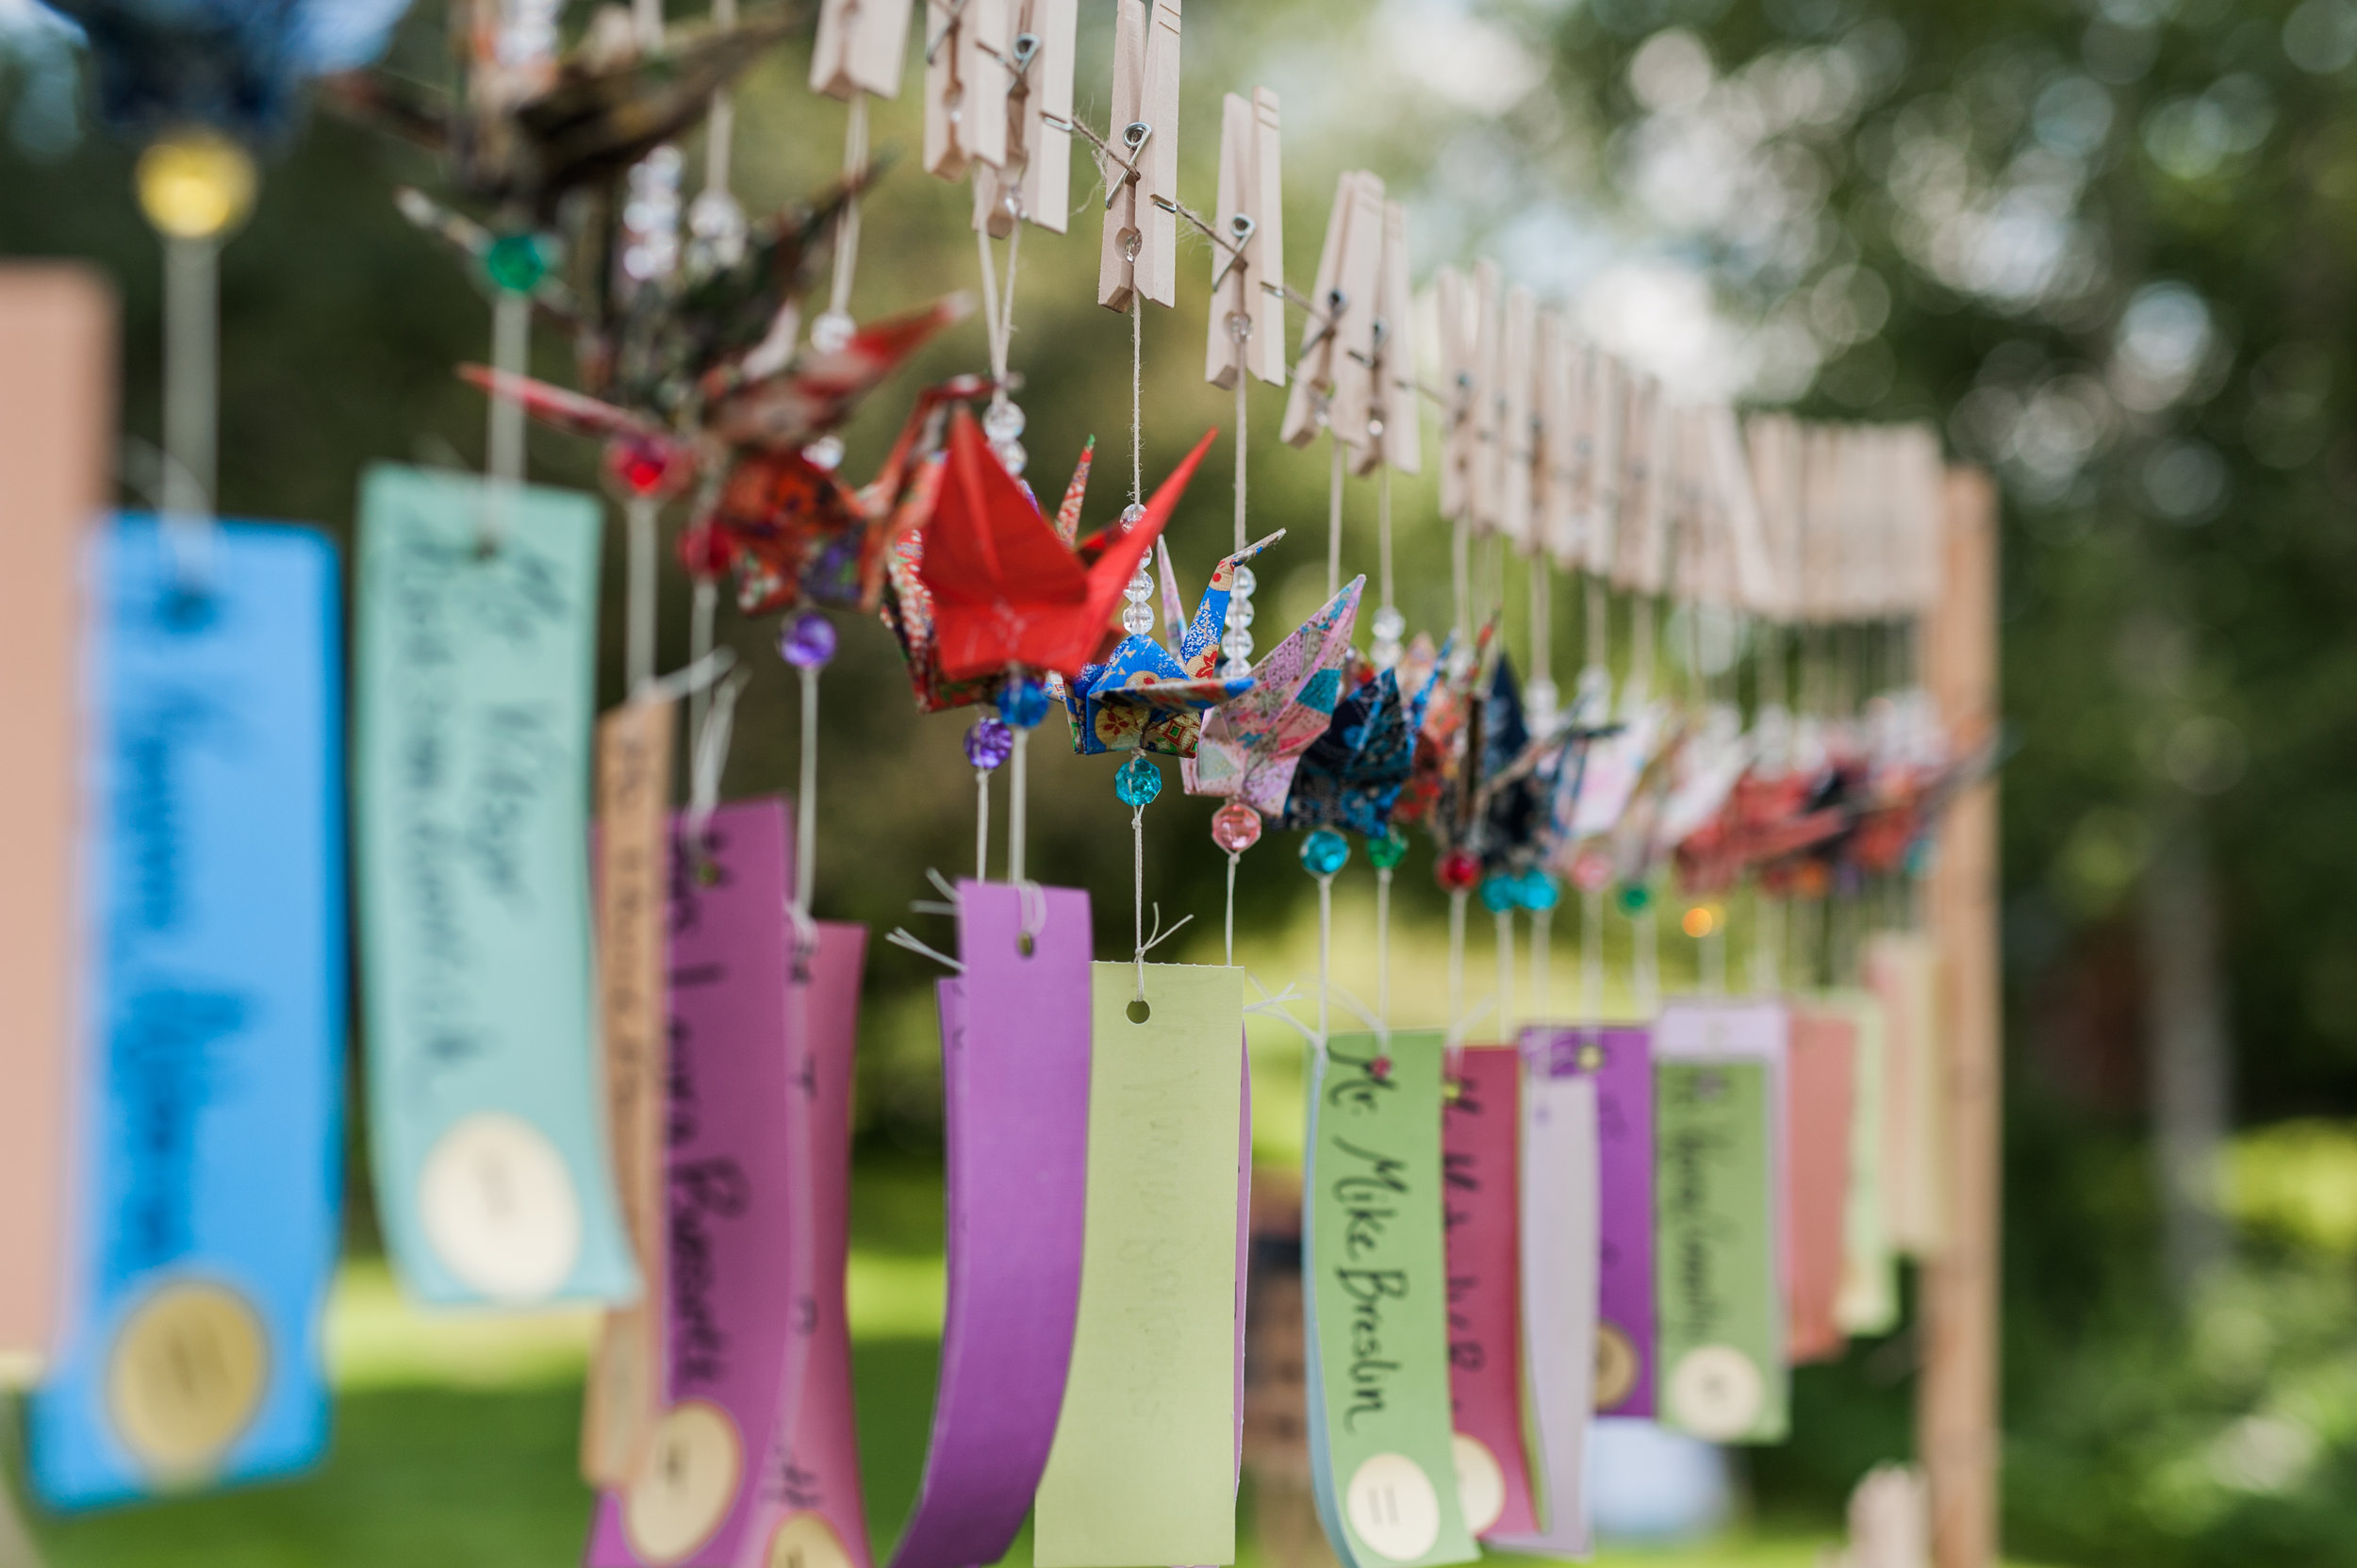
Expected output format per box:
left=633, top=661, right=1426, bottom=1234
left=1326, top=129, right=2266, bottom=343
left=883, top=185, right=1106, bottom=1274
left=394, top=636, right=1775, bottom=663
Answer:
left=1450, top=1432, right=1507, bottom=1536
left=1593, top=1322, right=1640, bottom=1411
left=419, top=1112, right=584, bottom=1303
left=105, top=1279, right=269, bottom=1483
left=624, top=1400, right=743, bottom=1565
left=1345, top=1451, right=1443, bottom=1562
left=767, top=1510, right=854, bottom=1568
left=1666, top=1344, right=1766, bottom=1442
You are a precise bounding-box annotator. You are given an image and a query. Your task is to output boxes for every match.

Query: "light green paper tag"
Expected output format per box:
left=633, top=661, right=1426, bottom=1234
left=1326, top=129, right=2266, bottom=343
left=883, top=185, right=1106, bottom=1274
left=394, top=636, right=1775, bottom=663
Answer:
left=1655, top=1058, right=1789, bottom=1444
left=1033, top=963, right=1244, bottom=1568
left=1821, top=989, right=1899, bottom=1336
left=1305, top=1032, right=1478, bottom=1568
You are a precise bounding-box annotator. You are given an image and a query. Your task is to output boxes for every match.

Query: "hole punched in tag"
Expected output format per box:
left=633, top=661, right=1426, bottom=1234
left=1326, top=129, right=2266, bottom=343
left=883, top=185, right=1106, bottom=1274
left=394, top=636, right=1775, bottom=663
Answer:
left=1126, top=998, right=1151, bottom=1025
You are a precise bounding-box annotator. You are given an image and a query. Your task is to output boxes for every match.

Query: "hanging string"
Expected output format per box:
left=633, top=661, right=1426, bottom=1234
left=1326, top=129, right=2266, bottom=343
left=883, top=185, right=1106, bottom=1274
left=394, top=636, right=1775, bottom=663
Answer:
left=1378, top=469, right=1396, bottom=616
left=974, top=223, right=1023, bottom=404
left=159, top=222, right=221, bottom=589
left=829, top=95, right=869, bottom=322
left=1133, top=801, right=1146, bottom=999
left=480, top=275, right=530, bottom=559
left=1129, top=292, right=1144, bottom=506
left=1316, top=872, right=1337, bottom=1048
left=1494, top=906, right=1515, bottom=1036
left=795, top=663, right=820, bottom=915
left=1446, top=887, right=1468, bottom=1042
left=1531, top=901, right=1551, bottom=1019
left=684, top=668, right=749, bottom=865
left=687, top=579, right=716, bottom=759
left=1008, top=727, right=1030, bottom=883
left=1326, top=429, right=1343, bottom=599
left=625, top=501, right=659, bottom=694
left=1224, top=851, right=1239, bottom=966
left=1375, top=865, right=1393, bottom=1026
left=1451, top=518, right=1473, bottom=659
left=975, top=769, right=991, bottom=883
left=1234, top=352, right=1248, bottom=552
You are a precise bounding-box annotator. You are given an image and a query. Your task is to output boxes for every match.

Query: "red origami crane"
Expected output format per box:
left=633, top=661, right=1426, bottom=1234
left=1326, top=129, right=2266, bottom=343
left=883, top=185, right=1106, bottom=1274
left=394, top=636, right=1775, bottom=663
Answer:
left=918, top=406, right=1217, bottom=683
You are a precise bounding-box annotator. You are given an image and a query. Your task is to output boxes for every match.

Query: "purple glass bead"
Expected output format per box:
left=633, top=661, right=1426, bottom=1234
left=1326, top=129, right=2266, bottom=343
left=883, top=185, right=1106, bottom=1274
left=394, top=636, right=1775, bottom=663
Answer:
left=778, top=610, right=837, bottom=669
left=965, top=718, right=1015, bottom=770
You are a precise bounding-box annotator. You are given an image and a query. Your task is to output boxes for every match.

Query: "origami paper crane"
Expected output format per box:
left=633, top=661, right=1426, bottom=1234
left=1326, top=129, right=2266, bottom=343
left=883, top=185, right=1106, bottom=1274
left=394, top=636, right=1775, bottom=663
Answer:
left=1062, top=532, right=1278, bottom=758
left=1392, top=622, right=1494, bottom=835
left=1182, top=576, right=1363, bottom=816
left=922, top=410, right=1219, bottom=685
left=1279, top=659, right=1440, bottom=838
left=882, top=438, right=1095, bottom=713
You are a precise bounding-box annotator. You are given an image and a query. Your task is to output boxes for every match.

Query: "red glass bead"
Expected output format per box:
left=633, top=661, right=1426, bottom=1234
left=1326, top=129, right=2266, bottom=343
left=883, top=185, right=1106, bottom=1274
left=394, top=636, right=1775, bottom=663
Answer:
left=606, top=437, right=684, bottom=499
left=1435, top=848, right=1481, bottom=893
left=676, top=524, right=735, bottom=580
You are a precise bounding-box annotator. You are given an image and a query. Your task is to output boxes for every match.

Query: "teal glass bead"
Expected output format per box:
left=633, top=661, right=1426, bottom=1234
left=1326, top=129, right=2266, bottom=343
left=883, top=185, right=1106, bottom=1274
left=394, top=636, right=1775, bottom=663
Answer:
left=1478, top=873, right=1518, bottom=915
left=1114, top=754, right=1162, bottom=808
left=1299, top=828, right=1350, bottom=877
left=484, top=231, right=552, bottom=294
left=1615, top=881, right=1653, bottom=916
left=1366, top=829, right=1409, bottom=870
left=997, top=675, right=1050, bottom=730
left=1518, top=867, right=1561, bottom=912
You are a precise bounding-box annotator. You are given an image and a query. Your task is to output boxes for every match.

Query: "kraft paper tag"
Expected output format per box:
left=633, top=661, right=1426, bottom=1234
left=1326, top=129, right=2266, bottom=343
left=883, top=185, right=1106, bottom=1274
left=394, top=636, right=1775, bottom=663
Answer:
left=1820, top=990, right=1898, bottom=1336
left=587, top=799, right=872, bottom=1568
left=0, top=265, right=109, bottom=1371
left=29, top=518, right=344, bottom=1508
left=1034, top=963, right=1245, bottom=1568
left=354, top=463, right=635, bottom=1307
left=1864, top=932, right=1945, bottom=1257
left=1437, top=1047, right=1535, bottom=1541
left=1525, top=1024, right=1655, bottom=1417
left=1487, top=1058, right=1597, bottom=1558
left=1654, top=1000, right=1788, bottom=1444
left=1304, top=1032, right=1478, bottom=1568
left=888, top=882, right=1092, bottom=1568
left=583, top=696, right=678, bottom=1487
left=1784, top=1006, right=1854, bottom=1365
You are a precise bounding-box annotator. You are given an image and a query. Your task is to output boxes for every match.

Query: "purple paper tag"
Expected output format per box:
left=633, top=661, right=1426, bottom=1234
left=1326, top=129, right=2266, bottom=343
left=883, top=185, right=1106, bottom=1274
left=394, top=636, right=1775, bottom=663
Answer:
left=1524, top=1025, right=1655, bottom=1418
left=886, top=882, right=1092, bottom=1568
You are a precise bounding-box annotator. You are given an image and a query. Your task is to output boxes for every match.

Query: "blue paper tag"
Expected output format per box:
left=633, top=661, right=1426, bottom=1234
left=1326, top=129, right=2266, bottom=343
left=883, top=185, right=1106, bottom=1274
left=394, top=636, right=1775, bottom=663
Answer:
left=354, top=464, right=635, bottom=1307
left=29, top=517, right=345, bottom=1509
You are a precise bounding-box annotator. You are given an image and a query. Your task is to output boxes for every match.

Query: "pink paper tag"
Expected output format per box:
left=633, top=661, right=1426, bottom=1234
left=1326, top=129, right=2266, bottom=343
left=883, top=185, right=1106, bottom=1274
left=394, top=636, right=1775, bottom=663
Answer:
left=1442, top=1047, right=1538, bottom=1540
left=1785, top=1009, right=1854, bottom=1365
left=585, top=799, right=871, bottom=1568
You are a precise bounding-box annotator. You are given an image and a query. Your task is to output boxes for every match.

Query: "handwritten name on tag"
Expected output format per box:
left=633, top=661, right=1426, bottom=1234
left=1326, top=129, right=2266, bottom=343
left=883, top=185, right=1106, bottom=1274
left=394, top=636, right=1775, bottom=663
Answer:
left=1034, top=963, right=1244, bottom=1568
left=1654, top=1001, right=1789, bottom=1444
left=1305, top=1032, right=1477, bottom=1568
left=30, top=519, right=343, bottom=1509
left=354, top=464, right=635, bottom=1308
left=1438, top=1047, right=1534, bottom=1540
left=887, top=883, right=1091, bottom=1568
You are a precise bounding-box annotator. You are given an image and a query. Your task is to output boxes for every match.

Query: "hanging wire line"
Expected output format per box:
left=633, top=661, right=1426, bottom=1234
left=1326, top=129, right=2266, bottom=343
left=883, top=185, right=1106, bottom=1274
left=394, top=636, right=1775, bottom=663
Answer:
left=1224, top=851, right=1240, bottom=966
left=1378, top=467, right=1395, bottom=616
left=1375, top=865, right=1393, bottom=1028
left=160, top=229, right=221, bottom=589
left=830, top=95, right=869, bottom=321
left=795, top=662, right=821, bottom=916
left=1130, top=804, right=1193, bottom=1004
left=1326, top=425, right=1343, bottom=599
left=975, top=768, right=992, bottom=883
left=1129, top=291, right=1144, bottom=505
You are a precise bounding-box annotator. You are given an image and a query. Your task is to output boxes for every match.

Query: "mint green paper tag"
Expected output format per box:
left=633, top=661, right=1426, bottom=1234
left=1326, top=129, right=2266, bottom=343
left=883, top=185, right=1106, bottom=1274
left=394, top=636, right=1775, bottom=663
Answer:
left=1655, top=1058, right=1788, bottom=1444
left=1304, top=1032, right=1478, bottom=1568
left=1821, top=989, right=1898, bottom=1337
left=354, top=464, right=635, bottom=1308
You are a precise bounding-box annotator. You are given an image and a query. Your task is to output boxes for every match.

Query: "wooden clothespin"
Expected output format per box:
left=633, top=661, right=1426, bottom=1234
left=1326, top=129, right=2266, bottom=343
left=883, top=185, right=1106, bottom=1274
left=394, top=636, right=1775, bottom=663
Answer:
left=1435, top=265, right=1479, bottom=521
left=1352, top=197, right=1420, bottom=477
left=1535, top=308, right=1579, bottom=568
left=1466, top=259, right=1505, bottom=534
left=970, top=0, right=1077, bottom=236
left=812, top=0, right=915, bottom=100
left=1097, top=0, right=1181, bottom=311
left=924, top=0, right=1013, bottom=179
left=1205, top=87, right=1284, bottom=388
left=1744, top=411, right=1803, bottom=624
left=1496, top=283, right=1538, bottom=550
left=1279, top=170, right=1383, bottom=451
left=1895, top=422, right=1945, bottom=617
left=1614, top=371, right=1670, bottom=595
left=1580, top=346, right=1625, bottom=581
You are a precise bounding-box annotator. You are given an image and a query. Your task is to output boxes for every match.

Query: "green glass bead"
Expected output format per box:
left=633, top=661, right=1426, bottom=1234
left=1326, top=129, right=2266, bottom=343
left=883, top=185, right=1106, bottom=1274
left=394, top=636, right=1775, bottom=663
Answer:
left=1365, top=829, right=1409, bottom=870
left=1615, top=882, right=1653, bottom=916
left=484, top=232, right=552, bottom=294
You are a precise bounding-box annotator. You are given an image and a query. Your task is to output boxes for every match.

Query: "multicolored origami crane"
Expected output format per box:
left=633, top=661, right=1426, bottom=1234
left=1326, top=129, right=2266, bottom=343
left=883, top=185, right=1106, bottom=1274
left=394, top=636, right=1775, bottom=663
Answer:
left=1182, top=576, right=1363, bottom=815
left=1062, top=531, right=1277, bottom=758
left=920, top=409, right=1218, bottom=685
left=1279, top=659, right=1439, bottom=838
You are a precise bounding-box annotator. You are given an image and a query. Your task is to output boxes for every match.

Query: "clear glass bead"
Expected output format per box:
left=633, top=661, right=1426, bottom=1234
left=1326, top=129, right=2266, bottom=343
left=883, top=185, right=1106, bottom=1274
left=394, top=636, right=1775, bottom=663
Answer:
left=809, top=310, right=855, bottom=354
left=1231, top=564, right=1256, bottom=596
left=993, top=439, right=1027, bottom=476
left=983, top=400, right=1027, bottom=444
left=1220, top=654, right=1252, bottom=680
left=1221, top=627, right=1253, bottom=661
left=1119, top=502, right=1147, bottom=529
left=802, top=434, right=845, bottom=470
left=1370, top=637, right=1402, bottom=671
left=686, top=190, right=746, bottom=271
left=1122, top=601, right=1156, bottom=635
left=1371, top=604, right=1406, bottom=643
left=1225, top=597, right=1255, bottom=630
left=1125, top=568, right=1153, bottom=604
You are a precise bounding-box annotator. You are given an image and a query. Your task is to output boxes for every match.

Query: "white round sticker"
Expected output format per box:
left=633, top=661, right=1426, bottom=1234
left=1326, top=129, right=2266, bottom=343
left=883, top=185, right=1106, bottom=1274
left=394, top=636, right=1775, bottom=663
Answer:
left=419, top=1113, right=583, bottom=1303
left=106, top=1279, right=270, bottom=1483
left=1593, top=1322, right=1640, bottom=1411
left=766, top=1510, right=855, bottom=1568
left=624, top=1400, right=743, bottom=1565
left=1450, top=1432, right=1507, bottom=1535
left=1346, top=1451, right=1442, bottom=1561
left=1666, top=1344, right=1766, bottom=1441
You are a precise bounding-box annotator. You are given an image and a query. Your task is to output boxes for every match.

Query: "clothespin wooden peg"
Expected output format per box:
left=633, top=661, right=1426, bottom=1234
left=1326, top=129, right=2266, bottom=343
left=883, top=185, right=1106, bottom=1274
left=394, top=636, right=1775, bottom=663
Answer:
left=1279, top=169, right=1382, bottom=451
left=1497, top=283, right=1538, bottom=550
left=813, top=0, right=917, bottom=100
left=1351, top=197, right=1421, bottom=477
left=1096, top=0, right=1182, bottom=311
left=1467, top=258, right=1505, bottom=535
left=924, top=0, right=1014, bottom=179
left=971, top=0, right=1077, bottom=236
left=1582, top=348, right=1626, bottom=580
left=1434, top=264, right=1478, bottom=522
left=1205, top=87, right=1284, bottom=388
left=1536, top=307, right=1578, bottom=567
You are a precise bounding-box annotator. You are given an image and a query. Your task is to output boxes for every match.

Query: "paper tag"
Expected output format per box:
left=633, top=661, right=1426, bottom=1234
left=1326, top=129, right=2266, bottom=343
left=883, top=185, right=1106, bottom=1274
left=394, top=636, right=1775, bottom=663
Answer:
left=1304, top=1032, right=1478, bottom=1568
left=1034, top=963, right=1244, bottom=1568
left=1654, top=1002, right=1788, bottom=1444
left=1486, top=1058, right=1597, bottom=1557
left=354, top=463, right=635, bottom=1307
left=887, top=883, right=1092, bottom=1568
left=1821, top=990, right=1898, bottom=1335
left=1785, top=1004, right=1855, bottom=1364
left=30, top=518, right=344, bottom=1508
left=1436, top=1048, right=1534, bottom=1540
left=1865, top=933, right=1945, bottom=1257
left=583, top=697, right=678, bottom=1486
left=0, top=265, right=108, bottom=1370
left=1525, top=1024, right=1655, bottom=1417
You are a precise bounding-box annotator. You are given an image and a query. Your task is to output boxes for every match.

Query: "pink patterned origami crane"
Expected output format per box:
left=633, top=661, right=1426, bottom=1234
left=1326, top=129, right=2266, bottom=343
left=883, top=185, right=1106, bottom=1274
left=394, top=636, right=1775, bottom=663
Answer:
left=1181, top=575, right=1365, bottom=817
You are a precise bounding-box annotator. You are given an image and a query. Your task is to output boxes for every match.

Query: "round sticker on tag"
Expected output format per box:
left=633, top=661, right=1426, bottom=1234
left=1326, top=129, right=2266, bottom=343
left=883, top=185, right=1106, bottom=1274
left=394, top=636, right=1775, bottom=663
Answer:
left=419, top=1112, right=582, bottom=1302
left=1450, top=1432, right=1507, bottom=1535
left=1346, top=1451, right=1442, bottom=1561
left=1593, top=1321, right=1640, bottom=1410
left=1667, top=1344, right=1765, bottom=1441
left=766, top=1509, right=854, bottom=1568
left=105, top=1278, right=269, bottom=1482
left=624, top=1400, right=743, bottom=1564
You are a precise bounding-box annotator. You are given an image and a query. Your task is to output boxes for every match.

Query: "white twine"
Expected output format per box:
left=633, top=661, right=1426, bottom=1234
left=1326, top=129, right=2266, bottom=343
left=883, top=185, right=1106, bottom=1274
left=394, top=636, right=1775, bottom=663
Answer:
left=1378, top=468, right=1395, bottom=619
left=974, top=221, right=1023, bottom=401
left=684, top=667, right=749, bottom=855
left=160, top=232, right=221, bottom=590
left=1008, top=726, right=1030, bottom=883
left=1494, top=907, right=1515, bottom=1037
left=1326, top=433, right=1344, bottom=600
left=794, top=663, right=820, bottom=915
left=1375, top=866, right=1393, bottom=1028
left=1130, top=293, right=1144, bottom=506
left=974, top=767, right=991, bottom=883
left=1234, top=350, right=1248, bottom=552
left=1531, top=905, right=1551, bottom=1020
left=1447, top=887, right=1468, bottom=1043
left=1452, top=517, right=1473, bottom=646
left=830, top=95, right=868, bottom=320
left=626, top=497, right=658, bottom=695
left=1224, top=850, right=1240, bottom=966
left=1581, top=885, right=1604, bottom=1023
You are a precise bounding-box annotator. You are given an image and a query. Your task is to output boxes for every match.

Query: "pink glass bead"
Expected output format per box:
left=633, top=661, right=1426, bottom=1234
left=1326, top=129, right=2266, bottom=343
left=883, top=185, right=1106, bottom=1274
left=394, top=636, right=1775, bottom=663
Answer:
left=1211, top=801, right=1262, bottom=854
left=1571, top=851, right=1614, bottom=894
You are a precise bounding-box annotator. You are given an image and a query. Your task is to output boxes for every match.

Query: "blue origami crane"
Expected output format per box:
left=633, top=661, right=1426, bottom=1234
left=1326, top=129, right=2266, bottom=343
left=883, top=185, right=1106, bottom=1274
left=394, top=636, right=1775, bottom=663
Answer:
left=1062, top=531, right=1278, bottom=758
left=1279, top=658, right=1439, bottom=838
